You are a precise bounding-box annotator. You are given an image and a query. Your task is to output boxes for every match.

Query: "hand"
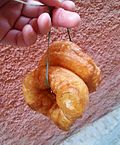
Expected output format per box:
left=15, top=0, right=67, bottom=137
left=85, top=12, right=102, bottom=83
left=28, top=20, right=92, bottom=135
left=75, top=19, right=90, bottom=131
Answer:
left=0, top=0, right=80, bottom=46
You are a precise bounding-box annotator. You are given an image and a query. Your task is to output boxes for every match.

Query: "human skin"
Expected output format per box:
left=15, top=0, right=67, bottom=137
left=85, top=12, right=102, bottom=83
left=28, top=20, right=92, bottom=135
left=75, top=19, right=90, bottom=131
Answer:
left=0, top=0, right=80, bottom=46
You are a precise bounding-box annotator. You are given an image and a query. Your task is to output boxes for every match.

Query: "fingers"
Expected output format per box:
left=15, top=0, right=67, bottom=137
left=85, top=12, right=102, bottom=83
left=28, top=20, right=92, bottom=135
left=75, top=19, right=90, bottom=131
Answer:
left=0, top=15, right=11, bottom=41
left=52, top=8, right=80, bottom=28
left=39, top=0, right=76, bottom=11
left=22, top=0, right=75, bottom=18
left=38, top=0, right=75, bottom=11
left=29, top=18, right=39, bottom=33
left=37, top=13, right=51, bottom=34
left=1, top=15, right=51, bottom=47
left=29, top=13, right=52, bottom=34
left=0, top=0, right=80, bottom=47
left=1, top=25, right=37, bottom=46
left=22, top=0, right=78, bottom=30
left=15, top=16, right=30, bottom=31
left=1, top=29, right=20, bottom=45
left=45, top=0, right=80, bottom=28
left=22, top=24, right=37, bottom=46
left=22, top=5, right=49, bottom=18
left=1, top=12, right=51, bottom=46
left=29, top=13, right=51, bottom=35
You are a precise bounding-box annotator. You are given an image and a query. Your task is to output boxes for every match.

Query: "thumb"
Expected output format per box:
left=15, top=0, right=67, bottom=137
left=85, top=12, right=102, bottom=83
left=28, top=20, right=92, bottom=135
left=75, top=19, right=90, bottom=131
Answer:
left=52, top=8, right=80, bottom=28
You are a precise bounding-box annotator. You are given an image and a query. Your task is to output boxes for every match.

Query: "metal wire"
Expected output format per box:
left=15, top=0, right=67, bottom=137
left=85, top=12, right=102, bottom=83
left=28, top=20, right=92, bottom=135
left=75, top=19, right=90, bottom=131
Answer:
left=45, top=31, right=51, bottom=88
left=45, top=28, right=72, bottom=87
left=67, top=28, right=72, bottom=42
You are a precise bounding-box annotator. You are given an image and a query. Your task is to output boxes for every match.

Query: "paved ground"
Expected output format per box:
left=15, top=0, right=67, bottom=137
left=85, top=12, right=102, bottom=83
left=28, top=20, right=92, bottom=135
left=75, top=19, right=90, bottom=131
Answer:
left=61, top=106, right=120, bottom=145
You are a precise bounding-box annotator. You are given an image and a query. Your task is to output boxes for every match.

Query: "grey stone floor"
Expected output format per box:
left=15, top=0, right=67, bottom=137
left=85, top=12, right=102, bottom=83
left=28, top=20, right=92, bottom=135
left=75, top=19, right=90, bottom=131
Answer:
left=61, top=106, right=120, bottom=145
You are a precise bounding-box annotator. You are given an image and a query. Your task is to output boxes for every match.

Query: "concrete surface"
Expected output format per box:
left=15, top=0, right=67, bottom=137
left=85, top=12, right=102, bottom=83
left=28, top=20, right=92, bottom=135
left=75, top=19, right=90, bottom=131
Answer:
left=61, top=106, right=120, bottom=145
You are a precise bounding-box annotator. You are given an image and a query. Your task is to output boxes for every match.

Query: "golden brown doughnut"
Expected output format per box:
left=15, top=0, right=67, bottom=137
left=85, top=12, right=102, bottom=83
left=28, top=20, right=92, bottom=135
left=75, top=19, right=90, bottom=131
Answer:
left=23, top=41, right=101, bottom=131
left=39, top=41, right=100, bottom=92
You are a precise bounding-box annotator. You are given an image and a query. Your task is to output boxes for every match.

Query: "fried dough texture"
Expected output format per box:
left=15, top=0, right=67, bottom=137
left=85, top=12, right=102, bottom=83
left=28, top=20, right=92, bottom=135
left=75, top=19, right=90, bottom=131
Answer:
left=23, top=41, right=101, bottom=131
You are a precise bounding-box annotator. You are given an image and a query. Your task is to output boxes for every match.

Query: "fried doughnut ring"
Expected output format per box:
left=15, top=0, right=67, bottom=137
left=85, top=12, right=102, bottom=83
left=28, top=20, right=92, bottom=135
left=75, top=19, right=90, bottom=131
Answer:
left=23, top=41, right=101, bottom=131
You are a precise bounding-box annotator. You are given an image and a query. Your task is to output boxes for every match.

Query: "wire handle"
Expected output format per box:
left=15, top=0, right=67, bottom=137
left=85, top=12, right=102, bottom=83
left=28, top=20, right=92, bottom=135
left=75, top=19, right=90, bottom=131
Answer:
left=45, top=31, right=51, bottom=88
left=67, top=28, right=72, bottom=42
left=45, top=29, right=72, bottom=87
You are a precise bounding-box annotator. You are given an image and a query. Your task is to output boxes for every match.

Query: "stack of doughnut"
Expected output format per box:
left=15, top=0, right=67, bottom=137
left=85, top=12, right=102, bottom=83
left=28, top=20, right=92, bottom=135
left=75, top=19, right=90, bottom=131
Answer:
left=23, top=41, right=101, bottom=131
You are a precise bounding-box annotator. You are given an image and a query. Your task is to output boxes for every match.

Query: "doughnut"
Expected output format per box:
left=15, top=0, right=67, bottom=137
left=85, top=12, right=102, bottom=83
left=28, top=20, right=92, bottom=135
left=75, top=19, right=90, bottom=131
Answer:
left=23, top=41, right=101, bottom=131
